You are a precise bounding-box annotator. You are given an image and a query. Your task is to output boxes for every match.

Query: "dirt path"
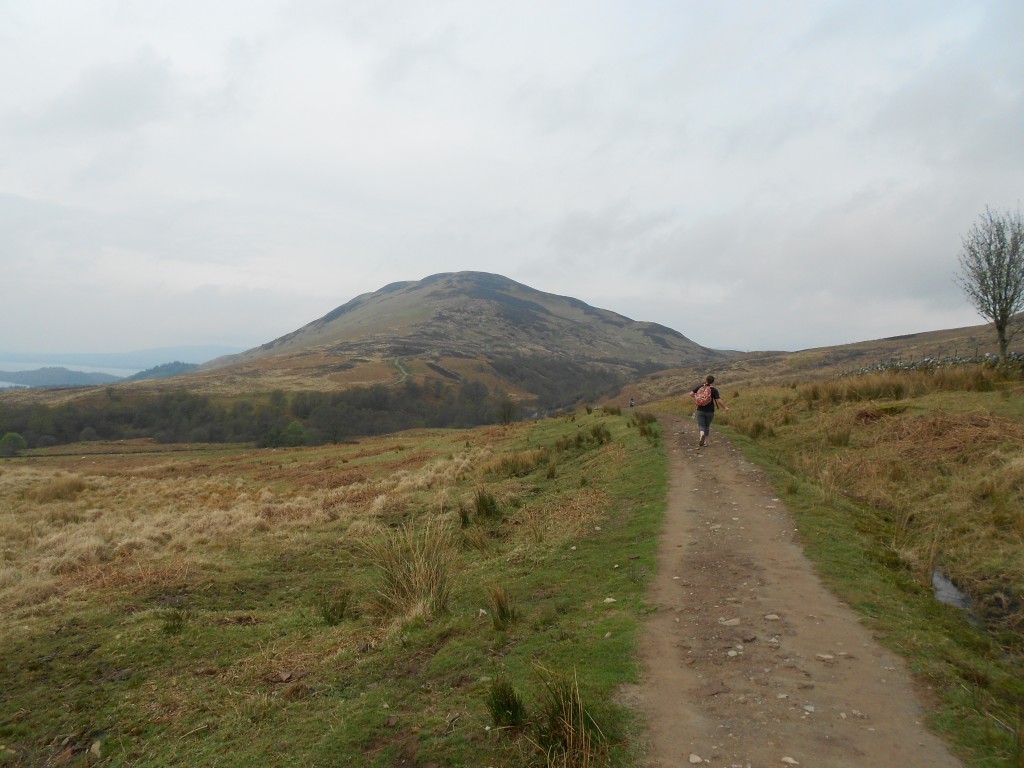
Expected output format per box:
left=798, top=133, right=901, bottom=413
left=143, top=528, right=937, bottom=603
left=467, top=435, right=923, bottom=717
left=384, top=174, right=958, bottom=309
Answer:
left=626, top=415, right=963, bottom=767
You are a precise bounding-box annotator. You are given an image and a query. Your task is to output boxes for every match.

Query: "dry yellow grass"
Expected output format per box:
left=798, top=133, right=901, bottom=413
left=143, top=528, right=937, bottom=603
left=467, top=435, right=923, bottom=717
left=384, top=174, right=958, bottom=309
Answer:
left=0, top=442, right=451, bottom=609
left=0, top=431, right=514, bottom=618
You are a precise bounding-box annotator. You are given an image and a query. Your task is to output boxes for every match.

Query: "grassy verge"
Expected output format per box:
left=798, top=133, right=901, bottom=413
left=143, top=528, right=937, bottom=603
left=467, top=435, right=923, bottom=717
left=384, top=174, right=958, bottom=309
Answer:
left=0, top=412, right=666, bottom=766
left=659, top=365, right=1024, bottom=767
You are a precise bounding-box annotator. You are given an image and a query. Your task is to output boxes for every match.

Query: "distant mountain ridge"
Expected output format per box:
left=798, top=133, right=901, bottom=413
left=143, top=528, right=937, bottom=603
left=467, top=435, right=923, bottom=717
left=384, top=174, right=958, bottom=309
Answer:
left=0, top=367, right=121, bottom=388
left=0, top=362, right=200, bottom=389
left=209, top=272, right=724, bottom=366
left=198, top=271, right=735, bottom=407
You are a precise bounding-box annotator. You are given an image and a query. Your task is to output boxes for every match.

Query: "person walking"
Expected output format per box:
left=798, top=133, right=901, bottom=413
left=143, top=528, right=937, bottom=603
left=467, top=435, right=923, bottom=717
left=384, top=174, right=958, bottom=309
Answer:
left=689, top=374, right=728, bottom=447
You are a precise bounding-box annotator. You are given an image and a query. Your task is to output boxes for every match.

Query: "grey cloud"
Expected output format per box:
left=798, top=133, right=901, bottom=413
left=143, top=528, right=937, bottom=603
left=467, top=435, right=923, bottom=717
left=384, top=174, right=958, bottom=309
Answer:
left=20, top=48, right=178, bottom=137
left=373, top=25, right=461, bottom=90
left=547, top=207, right=676, bottom=259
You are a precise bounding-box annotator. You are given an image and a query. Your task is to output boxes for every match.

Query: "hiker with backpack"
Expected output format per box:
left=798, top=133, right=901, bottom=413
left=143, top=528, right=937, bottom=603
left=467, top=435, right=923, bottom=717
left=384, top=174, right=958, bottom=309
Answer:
left=690, top=375, right=729, bottom=448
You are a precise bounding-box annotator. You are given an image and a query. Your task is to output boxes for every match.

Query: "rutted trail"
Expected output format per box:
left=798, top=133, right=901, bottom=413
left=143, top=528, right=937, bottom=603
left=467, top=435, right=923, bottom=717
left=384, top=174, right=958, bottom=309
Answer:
left=626, top=415, right=962, bottom=767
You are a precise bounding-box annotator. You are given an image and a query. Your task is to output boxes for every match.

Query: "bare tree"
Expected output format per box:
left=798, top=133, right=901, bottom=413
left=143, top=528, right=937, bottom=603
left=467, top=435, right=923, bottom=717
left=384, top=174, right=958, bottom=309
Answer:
left=955, top=206, right=1024, bottom=362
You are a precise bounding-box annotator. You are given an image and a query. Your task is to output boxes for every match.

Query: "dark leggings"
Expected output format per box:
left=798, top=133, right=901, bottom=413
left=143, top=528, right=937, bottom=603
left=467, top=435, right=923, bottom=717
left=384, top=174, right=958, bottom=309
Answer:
left=697, top=411, right=714, bottom=434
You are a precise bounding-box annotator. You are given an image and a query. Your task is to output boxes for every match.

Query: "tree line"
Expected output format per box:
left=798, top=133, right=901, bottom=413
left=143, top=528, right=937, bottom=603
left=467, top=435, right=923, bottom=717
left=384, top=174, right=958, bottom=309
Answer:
left=0, top=379, right=517, bottom=452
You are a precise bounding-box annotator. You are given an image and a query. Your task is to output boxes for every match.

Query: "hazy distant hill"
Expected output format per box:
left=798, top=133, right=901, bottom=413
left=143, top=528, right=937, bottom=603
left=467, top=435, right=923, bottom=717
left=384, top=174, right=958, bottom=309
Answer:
left=199, top=271, right=736, bottom=407
left=0, top=362, right=201, bottom=389
left=0, top=367, right=120, bottom=387
left=123, top=362, right=200, bottom=382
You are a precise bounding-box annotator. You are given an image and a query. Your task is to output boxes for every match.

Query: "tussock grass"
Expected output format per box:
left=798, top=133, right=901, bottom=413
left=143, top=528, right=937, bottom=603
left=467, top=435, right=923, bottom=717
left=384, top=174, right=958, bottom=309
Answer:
left=628, top=411, right=660, bottom=443
left=489, top=584, right=520, bottom=630
left=487, top=675, right=528, bottom=729
left=474, top=486, right=501, bottom=519
left=315, top=587, right=354, bottom=626
left=483, top=448, right=549, bottom=478
left=362, top=520, right=456, bottom=622
left=531, top=667, right=609, bottom=767
left=797, top=365, right=1001, bottom=405
left=27, top=474, right=87, bottom=502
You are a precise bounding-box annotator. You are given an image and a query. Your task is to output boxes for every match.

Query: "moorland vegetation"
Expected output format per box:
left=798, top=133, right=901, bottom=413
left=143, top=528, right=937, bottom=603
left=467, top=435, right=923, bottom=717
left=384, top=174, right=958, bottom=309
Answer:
left=0, top=408, right=665, bottom=766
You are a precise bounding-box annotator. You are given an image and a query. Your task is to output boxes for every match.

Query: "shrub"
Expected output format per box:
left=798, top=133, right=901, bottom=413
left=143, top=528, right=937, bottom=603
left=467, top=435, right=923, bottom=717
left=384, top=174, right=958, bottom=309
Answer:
left=0, top=432, right=27, bottom=457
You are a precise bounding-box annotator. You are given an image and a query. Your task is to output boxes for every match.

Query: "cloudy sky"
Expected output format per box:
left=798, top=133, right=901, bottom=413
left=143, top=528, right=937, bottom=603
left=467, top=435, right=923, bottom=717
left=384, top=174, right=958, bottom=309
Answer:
left=2, top=0, right=1021, bottom=356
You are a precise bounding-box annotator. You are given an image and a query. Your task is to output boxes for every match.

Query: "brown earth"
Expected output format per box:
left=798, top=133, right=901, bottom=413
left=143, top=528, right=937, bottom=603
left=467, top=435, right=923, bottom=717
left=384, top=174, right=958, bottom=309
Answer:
left=625, top=415, right=964, bottom=768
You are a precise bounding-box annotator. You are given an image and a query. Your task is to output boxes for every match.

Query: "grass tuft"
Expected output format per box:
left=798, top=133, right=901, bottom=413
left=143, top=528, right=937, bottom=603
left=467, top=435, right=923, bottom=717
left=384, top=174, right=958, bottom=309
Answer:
left=489, top=584, right=520, bottom=630
left=474, top=487, right=501, bottom=519
left=486, top=675, right=528, bottom=729
left=160, top=607, right=189, bottom=635
left=28, top=475, right=87, bottom=503
left=531, top=666, right=608, bottom=767
left=362, top=520, right=455, bottom=621
left=316, top=588, right=353, bottom=626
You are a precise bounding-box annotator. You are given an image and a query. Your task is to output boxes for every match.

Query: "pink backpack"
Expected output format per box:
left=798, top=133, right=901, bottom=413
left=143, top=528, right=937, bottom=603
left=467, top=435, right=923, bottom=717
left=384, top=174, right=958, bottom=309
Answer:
left=694, top=385, right=713, bottom=407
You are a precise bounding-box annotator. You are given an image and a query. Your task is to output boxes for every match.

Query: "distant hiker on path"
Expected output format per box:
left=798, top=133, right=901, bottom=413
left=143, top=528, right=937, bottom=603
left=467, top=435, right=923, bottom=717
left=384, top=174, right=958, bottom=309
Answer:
left=690, top=375, right=728, bottom=447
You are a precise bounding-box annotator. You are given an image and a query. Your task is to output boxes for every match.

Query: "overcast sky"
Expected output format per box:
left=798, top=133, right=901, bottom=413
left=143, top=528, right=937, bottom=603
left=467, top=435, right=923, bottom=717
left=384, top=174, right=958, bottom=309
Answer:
left=2, top=0, right=1021, bottom=356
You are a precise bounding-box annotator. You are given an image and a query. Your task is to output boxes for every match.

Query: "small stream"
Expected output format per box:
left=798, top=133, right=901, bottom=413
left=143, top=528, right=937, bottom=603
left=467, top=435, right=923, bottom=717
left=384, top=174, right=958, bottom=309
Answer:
left=932, top=570, right=978, bottom=624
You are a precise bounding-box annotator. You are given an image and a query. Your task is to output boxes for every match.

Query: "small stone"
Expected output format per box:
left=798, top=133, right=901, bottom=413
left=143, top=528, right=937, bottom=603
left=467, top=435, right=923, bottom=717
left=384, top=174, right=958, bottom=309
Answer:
left=603, top=597, right=617, bottom=603
left=688, top=754, right=703, bottom=764
left=781, top=758, right=800, bottom=766
left=803, top=704, right=815, bottom=713
left=764, top=614, right=781, bottom=621
left=720, top=618, right=741, bottom=626
left=604, top=632, right=612, bottom=638
left=90, top=741, right=102, bottom=758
